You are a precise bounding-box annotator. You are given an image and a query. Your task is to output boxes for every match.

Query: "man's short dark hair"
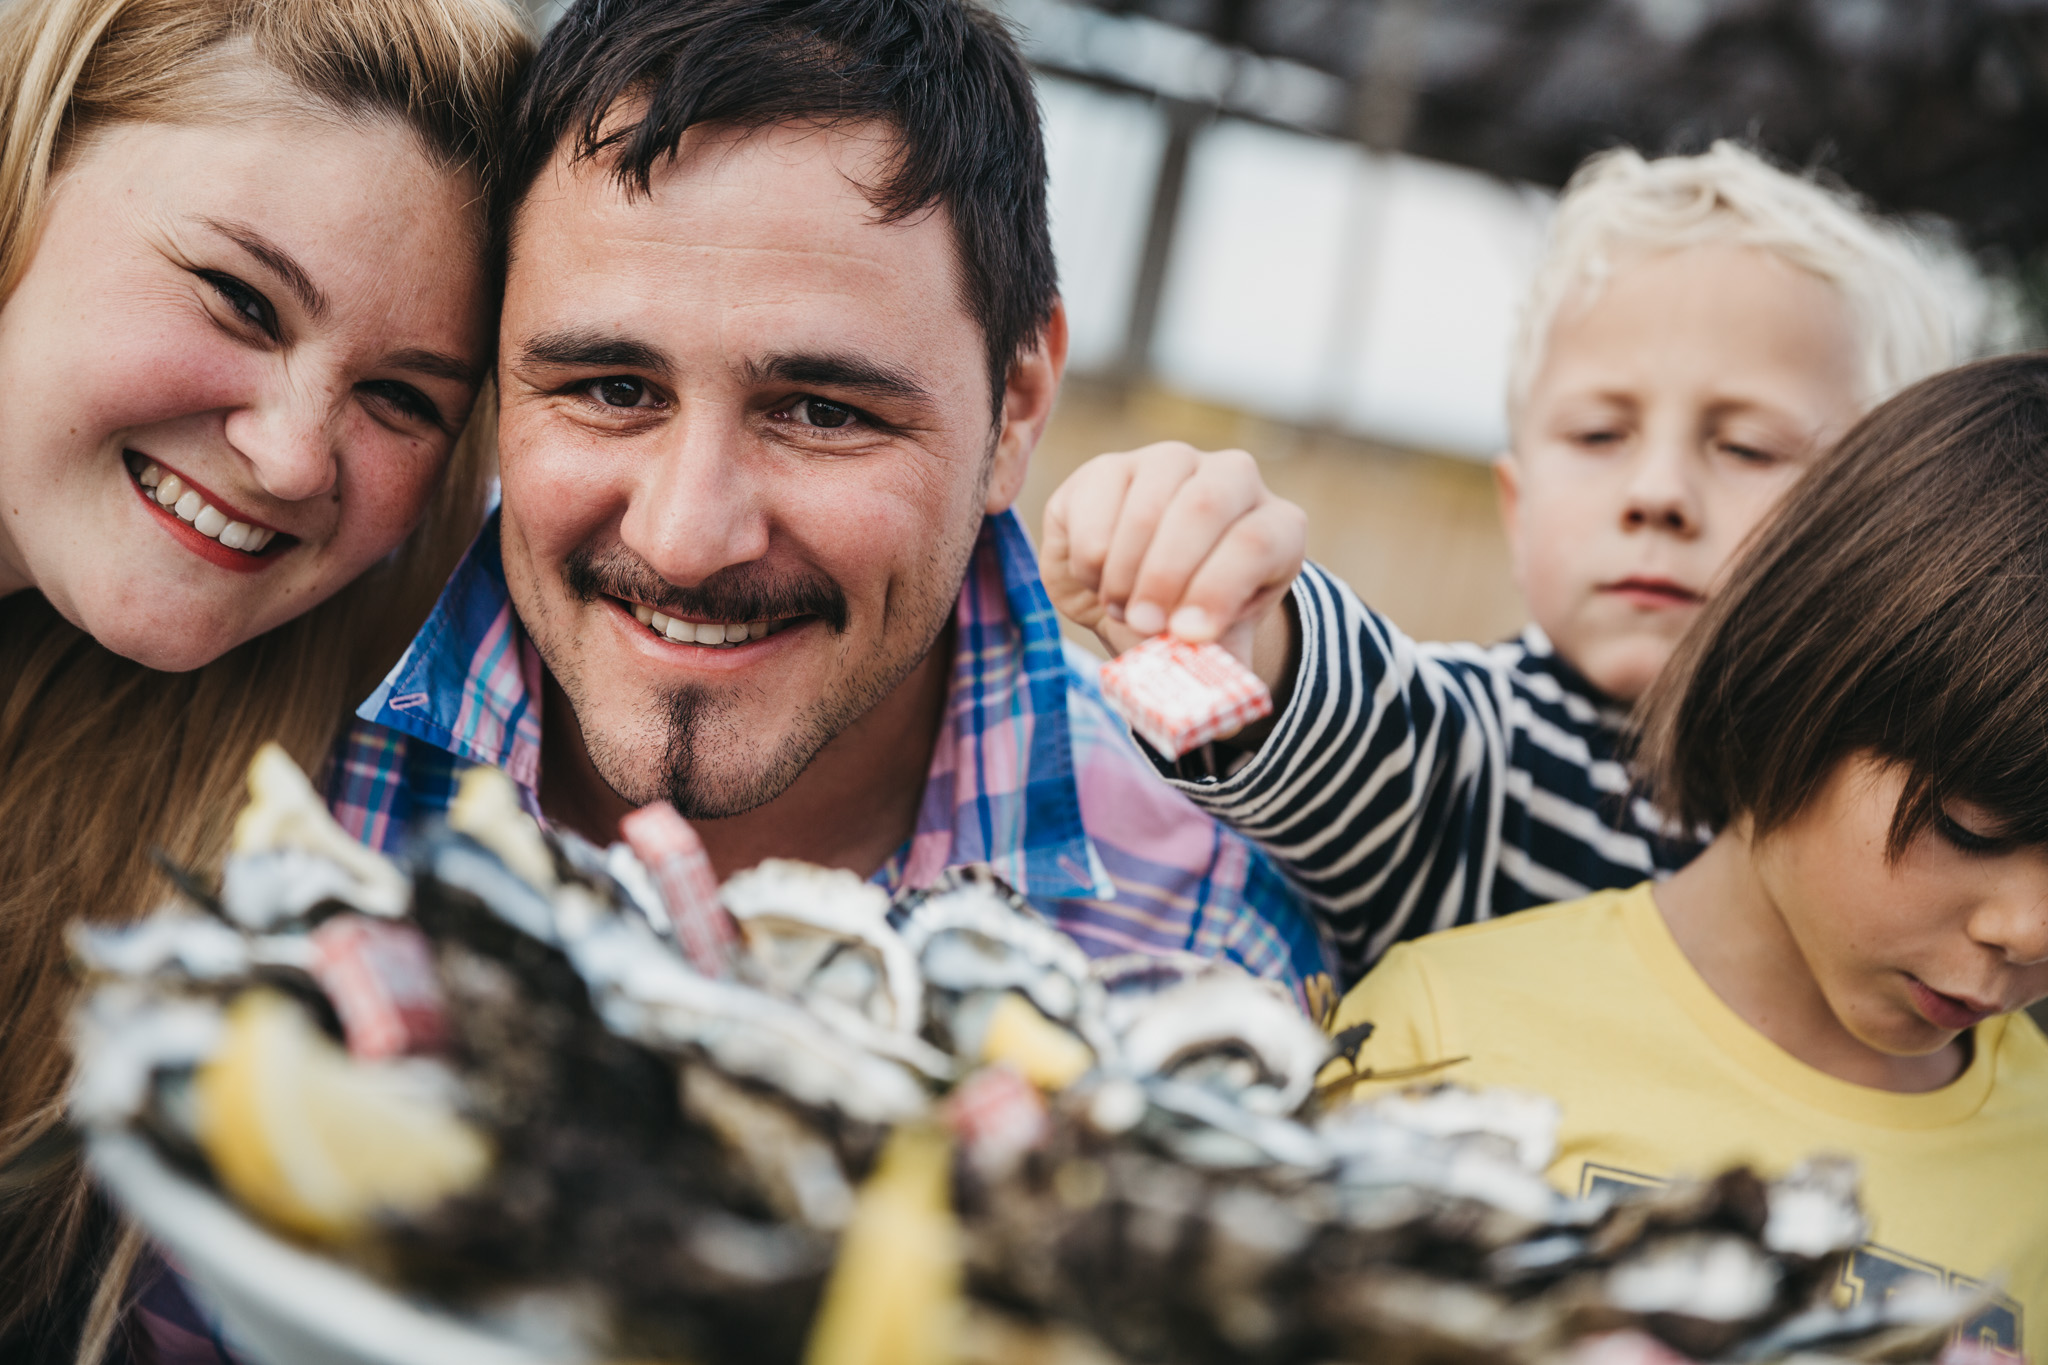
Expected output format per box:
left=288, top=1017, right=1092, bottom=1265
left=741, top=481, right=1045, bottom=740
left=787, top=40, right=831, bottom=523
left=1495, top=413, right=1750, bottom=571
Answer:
left=1637, top=351, right=2048, bottom=854
left=503, top=0, right=1056, bottom=413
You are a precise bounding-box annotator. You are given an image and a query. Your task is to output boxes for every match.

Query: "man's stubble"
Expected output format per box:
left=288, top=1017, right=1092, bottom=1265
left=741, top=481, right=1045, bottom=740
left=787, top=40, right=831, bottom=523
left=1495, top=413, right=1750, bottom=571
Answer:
left=538, top=476, right=990, bottom=822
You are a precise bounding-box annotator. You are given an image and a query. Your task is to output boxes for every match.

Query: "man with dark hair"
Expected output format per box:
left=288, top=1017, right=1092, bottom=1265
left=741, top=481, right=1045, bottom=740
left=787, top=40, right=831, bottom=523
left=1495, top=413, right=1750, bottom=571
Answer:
left=327, top=0, right=1329, bottom=997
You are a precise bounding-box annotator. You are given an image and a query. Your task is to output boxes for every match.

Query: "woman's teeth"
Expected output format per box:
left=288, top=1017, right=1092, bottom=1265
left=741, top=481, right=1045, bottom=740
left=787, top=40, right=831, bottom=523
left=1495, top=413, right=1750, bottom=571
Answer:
left=135, top=460, right=274, bottom=552
left=629, top=601, right=785, bottom=647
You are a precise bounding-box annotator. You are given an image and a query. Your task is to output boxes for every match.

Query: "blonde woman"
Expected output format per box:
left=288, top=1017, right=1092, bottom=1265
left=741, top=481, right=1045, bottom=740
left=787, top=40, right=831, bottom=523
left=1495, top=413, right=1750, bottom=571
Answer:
left=0, top=0, right=531, bottom=1357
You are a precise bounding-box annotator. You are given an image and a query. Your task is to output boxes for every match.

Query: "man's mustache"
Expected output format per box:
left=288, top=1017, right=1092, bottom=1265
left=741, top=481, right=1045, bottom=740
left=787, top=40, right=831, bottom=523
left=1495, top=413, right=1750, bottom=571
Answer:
left=563, top=546, right=850, bottom=633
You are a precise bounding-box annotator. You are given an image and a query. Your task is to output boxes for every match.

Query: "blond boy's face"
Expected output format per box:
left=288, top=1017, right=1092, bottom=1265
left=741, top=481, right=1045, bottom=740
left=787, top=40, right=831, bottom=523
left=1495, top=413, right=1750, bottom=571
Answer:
left=1500, top=244, right=1867, bottom=701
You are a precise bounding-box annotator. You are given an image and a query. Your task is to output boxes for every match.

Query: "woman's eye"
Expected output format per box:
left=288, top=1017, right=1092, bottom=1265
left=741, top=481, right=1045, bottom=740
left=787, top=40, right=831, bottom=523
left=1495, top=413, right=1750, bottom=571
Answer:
left=588, top=377, right=652, bottom=408
left=360, top=380, right=442, bottom=428
left=199, top=271, right=277, bottom=337
left=790, top=397, right=858, bottom=430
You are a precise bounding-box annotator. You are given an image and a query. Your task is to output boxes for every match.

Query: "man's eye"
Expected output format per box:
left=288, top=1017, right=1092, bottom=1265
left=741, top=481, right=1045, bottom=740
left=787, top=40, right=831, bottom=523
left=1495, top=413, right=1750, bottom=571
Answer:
left=791, top=397, right=858, bottom=430
left=588, top=377, right=650, bottom=408
left=198, top=271, right=277, bottom=337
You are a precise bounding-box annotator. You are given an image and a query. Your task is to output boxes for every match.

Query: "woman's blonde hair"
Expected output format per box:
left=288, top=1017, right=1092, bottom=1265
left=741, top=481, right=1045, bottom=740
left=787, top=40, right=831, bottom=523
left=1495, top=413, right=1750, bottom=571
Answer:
left=1506, top=141, right=1967, bottom=426
left=0, top=0, right=530, bottom=1356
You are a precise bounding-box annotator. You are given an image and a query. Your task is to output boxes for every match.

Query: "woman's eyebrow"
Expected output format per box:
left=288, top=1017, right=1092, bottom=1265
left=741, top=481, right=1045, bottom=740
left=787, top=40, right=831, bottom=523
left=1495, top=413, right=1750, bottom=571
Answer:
left=201, top=217, right=328, bottom=320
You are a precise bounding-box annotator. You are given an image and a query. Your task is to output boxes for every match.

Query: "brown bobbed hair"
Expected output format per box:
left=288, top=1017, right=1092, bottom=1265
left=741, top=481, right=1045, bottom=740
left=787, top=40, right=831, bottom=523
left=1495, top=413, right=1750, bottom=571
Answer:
left=0, top=0, right=531, bottom=1358
left=1637, top=351, right=2048, bottom=857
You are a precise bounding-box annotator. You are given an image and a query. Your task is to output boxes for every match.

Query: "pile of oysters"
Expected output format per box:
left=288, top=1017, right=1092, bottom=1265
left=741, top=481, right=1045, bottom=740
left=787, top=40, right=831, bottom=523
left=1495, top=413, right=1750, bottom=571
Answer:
left=70, top=747, right=1969, bottom=1365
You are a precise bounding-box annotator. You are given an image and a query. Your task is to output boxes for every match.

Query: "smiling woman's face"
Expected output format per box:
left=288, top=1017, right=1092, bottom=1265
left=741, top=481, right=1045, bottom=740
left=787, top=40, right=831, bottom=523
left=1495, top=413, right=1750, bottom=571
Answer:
left=0, top=104, right=491, bottom=671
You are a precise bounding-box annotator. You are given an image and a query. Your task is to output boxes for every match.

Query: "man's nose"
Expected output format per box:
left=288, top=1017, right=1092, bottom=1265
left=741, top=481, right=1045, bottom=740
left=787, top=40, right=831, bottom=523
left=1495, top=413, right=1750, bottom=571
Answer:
left=221, top=380, right=340, bottom=504
left=1619, top=431, right=1702, bottom=537
left=621, top=413, right=771, bottom=585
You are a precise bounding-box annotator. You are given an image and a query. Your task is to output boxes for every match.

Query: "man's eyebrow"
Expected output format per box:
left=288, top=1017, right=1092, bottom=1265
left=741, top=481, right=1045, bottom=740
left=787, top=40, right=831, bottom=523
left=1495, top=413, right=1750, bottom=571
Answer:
left=201, top=218, right=328, bottom=320
left=384, top=347, right=483, bottom=388
left=517, top=330, right=672, bottom=374
left=745, top=353, right=935, bottom=405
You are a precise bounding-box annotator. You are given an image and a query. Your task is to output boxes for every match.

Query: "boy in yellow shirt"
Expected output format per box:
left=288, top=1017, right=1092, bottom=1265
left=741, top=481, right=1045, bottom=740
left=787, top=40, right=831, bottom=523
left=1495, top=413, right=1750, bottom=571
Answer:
left=1333, top=355, right=2048, bottom=1360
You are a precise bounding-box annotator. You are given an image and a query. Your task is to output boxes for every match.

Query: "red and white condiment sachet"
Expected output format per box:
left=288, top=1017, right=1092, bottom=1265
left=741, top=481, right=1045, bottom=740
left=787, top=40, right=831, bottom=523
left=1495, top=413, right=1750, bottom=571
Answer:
left=1096, top=634, right=1274, bottom=759
left=309, top=914, right=448, bottom=1060
left=620, top=799, right=743, bottom=979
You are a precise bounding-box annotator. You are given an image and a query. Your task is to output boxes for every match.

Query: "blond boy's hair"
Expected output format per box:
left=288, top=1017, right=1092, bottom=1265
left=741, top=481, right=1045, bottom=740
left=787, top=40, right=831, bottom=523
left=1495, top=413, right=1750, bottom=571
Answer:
left=1507, top=141, right=1962, bottom=424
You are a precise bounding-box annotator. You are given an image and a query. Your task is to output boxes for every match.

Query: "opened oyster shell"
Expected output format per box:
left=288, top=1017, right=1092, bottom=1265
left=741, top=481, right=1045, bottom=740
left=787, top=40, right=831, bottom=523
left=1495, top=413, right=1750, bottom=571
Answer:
left=1109, top=970, right=1333, bottom=1117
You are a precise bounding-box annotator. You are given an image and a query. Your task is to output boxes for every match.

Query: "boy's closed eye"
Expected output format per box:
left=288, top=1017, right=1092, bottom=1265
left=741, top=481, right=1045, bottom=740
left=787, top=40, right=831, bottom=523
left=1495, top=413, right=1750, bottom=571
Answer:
left=1933, top=803, right=2017, bottom=856
left=1709, top=409, right=1825, bottom=469
left=1715, top=440, right=1779, bottom=465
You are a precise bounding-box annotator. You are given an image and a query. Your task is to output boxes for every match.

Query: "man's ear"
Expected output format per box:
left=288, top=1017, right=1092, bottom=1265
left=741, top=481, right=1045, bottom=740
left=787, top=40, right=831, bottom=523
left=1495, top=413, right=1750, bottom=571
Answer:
left=985, top=299, right=1069, bottom=515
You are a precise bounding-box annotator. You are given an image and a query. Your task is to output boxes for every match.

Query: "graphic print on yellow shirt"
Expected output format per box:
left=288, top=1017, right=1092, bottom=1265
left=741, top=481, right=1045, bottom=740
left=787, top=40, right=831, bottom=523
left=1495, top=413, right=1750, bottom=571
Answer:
left=1328, top=884, right=2048, bottom=1361
left=1577, top=1163, right=2021, bottom=1353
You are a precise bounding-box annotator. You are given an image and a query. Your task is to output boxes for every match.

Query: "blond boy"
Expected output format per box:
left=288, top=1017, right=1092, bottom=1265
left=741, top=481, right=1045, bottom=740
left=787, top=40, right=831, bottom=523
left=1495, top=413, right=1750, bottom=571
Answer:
left=1042, top=142, right=1965, bottom=984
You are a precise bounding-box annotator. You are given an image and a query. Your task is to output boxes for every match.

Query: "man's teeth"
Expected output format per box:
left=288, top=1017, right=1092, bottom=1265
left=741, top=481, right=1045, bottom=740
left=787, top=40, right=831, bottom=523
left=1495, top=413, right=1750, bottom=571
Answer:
left=629, top=601, right=781, bottom=647
left=135, top=461, right=274, bottom=552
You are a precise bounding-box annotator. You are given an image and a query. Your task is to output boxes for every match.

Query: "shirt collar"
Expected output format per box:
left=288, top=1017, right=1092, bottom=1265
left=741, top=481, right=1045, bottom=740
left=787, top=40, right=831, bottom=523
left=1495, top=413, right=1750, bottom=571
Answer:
left=893, top=509, right=1106, bottom=902
left=358, top=510, right=544, bottom=791
left=1518, top=621, right=1631, bottom=732
left=359, top=507, right=1103, bottom=901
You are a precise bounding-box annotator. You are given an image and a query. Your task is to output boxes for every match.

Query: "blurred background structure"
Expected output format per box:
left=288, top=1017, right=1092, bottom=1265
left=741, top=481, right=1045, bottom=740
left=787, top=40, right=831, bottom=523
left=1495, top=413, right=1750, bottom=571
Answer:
left=525, top=0, right=2048, bottom=644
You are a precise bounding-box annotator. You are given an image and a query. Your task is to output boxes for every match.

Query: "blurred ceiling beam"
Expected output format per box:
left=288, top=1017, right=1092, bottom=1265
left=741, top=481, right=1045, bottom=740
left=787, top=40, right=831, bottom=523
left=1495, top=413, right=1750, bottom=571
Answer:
left=1005, top=0, right=2048, bottom=257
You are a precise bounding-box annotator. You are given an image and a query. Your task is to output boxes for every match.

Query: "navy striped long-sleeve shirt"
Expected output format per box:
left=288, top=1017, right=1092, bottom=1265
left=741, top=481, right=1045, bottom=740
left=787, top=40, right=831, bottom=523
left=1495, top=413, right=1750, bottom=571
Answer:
left=1157, top=563, right=1703, bottom=986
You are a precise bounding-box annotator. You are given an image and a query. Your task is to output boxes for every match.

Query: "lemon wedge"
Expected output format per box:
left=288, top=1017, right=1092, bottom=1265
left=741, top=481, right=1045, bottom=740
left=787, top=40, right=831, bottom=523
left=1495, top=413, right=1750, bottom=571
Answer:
left=803, top=1125, right=961, bottom=1365
left=978, top=991, right=1095, bottom=1092
left=195, top=990, right=490, bottom=1242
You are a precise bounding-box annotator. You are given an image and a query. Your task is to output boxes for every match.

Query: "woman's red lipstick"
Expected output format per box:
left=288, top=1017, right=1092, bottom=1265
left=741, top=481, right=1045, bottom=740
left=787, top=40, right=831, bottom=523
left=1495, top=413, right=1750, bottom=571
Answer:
left=1906, top=976, right=1999, bottom=1032
left=126, top=453, right=290, bottom=574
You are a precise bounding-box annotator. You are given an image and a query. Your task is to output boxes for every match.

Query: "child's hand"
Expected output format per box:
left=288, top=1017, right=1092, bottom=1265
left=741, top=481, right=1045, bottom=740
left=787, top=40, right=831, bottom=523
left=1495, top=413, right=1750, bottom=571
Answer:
left=1041, top=442, right=1304, bottom=694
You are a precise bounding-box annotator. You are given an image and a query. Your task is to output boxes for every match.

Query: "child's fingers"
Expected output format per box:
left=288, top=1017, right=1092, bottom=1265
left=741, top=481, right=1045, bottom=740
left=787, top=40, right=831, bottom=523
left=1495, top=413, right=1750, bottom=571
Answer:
left=1038, top=495, right=1084, bottom=614
left=1124, top=451, right=1268, bottom=635
left=1039, top=472, right=1085, bottom=584
left=1048, top=452, right=1138, bottom=593
left=1096, top=443, right=1206, bottom=625
left=1164, top=497, right=1306, bottom=643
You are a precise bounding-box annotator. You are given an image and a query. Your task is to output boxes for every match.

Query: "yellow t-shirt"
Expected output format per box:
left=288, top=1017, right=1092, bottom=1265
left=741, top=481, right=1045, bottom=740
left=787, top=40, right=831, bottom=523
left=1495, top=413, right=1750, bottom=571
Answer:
left=1331, top=884, right=2048, bottom=1360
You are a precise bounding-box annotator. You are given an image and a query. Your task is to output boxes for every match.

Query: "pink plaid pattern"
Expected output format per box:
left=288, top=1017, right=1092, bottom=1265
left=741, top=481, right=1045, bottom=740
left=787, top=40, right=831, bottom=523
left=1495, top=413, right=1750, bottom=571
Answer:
left=309, top=915, right=446, bottom=1059
left=620, top=801, right=742, bottom=977
left=1097, top=637, right=1273, bottom=758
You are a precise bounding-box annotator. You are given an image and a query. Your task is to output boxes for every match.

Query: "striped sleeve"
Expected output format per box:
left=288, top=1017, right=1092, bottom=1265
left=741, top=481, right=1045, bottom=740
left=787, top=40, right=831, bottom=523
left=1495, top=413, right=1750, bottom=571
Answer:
left=1156, top=563, right=1666, bottom=984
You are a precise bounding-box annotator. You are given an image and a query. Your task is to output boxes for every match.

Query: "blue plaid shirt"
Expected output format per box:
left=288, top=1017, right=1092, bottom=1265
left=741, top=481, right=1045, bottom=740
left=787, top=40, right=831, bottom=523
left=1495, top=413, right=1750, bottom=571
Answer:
left=328, top=508, right=1331, bottom=998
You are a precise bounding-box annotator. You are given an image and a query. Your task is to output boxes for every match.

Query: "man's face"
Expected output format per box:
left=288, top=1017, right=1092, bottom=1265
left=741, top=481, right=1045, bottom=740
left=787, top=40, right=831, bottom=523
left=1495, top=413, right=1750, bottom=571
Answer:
left=499, top=121, right=1041, bottom=817
left=1500, top=244, right=1866, bottom=702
